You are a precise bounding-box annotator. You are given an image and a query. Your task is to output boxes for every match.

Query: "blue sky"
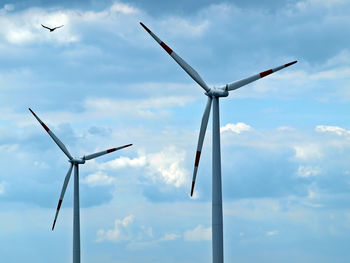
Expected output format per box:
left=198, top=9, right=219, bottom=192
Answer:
left=0, top=0, right=350, bottom=262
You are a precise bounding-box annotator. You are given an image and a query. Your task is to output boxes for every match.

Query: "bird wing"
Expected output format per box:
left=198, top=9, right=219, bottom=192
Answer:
left=41, top=24, right=52, bottom=30
left=53, top=25, right=64, bottom=30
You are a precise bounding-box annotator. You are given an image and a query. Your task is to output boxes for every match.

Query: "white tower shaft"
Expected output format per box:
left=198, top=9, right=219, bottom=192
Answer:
left=73, top=164, right=81, bottom=263
left=212, top=97, right=224, bottom=263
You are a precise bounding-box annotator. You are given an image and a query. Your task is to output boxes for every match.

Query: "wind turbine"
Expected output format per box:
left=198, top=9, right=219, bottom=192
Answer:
left=29, top=108, right=132, bottom=263
left=140, top=22, right=297, bottom=263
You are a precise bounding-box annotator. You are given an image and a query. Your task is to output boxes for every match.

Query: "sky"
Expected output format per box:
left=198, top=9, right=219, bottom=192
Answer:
left=0, top=0, right=350, bottom=262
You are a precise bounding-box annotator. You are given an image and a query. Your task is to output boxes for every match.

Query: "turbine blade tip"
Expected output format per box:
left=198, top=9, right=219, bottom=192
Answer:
left=140, top=22, right=151, bottom=33
left=285, top=60, right=297, bottom=67
left=190, top=181, right=195, bottom=197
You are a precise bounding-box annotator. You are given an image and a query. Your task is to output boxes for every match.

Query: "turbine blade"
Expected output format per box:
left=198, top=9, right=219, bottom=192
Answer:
left=191, top=97, right=212, bottom=196
left=29, top=108, right=73, bottom=160
left=52, top=164, right=73, bottom=231
left=140, top=22, right=210, bottom=92
left=226, top=61, right=297, bottom=91
left=83, top=144, right=132, bottom=160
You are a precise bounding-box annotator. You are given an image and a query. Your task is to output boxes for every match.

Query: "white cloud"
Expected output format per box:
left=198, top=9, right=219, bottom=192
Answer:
left=0, top=1, right=142, bottom=45
left=296, top=0, right=347, bottom=10
left=315, top=125, right=350, bottom=136
left=146, top=146, right=189, bottom=188
left=307, top=189, right=318, bottom=199
left=184, top=225, right=211, bottom=242
left=297, top=165, right=321, bottom=178
left=110, top=2, right=138, bottom=14
left=97, top=214, right=134, bottom=242
left=82, top=171, right=116, bottom=187
left=266, top=230, right=278, bottom=236
left=277, top=126, right=295, bottom=132
left=19, top=92, right=195, bottom=128
left=325, top=50, right=350, bottom=68
left=159, top=233, right=181, bottom=241
left=100, top=156, right=147, bottom=170
left=0, top=0, right=214, bottom=58
left=293, top=144, right=322, bottom=160
left=88, top=147, right=189, bottom=188
left=310, top=68, right=350, bottom=81
left=97, top=214, right=180, bottom=246
left=0, top=8, right=77, bottom=44
left=161, top=17, right=209, bottom=38
left=141, top=226, right=154, bottom=238
left=127, top=231, right=181, bottom=250
left=84, top=96, right=193, bottom=120
left=220, top=122, right=252, bottom=134
left=0, top=144, right=19, bottom=152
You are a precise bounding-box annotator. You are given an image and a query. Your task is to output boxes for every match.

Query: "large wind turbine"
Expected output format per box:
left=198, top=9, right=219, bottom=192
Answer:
left=140, top=22, right=297, bottom=263
left=29, top=108, right=132, bottom=263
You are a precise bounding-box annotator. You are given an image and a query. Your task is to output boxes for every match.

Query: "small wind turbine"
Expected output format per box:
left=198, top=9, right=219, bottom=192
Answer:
left=29, top=108, right=132, bottom=263
left=140, top=22, right=297, bottom=263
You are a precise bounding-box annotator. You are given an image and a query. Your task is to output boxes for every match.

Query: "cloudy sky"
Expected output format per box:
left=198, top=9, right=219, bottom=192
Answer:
left=0, top=0, right=350, bottom=262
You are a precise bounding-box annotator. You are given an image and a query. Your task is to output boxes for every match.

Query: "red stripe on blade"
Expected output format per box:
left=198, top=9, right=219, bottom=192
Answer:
left=284, top=61, right=297, bottom=67
left=140, top=22, right=151, bottom=34
left=160, top=42, right=173, bottom=55
left=260, top=69, right=273, bottom=78
left=195, top=151, right=201, bottom=167
left=107, top=148, right=116, bottom=153
left=41, top=122, right=50, bottom=132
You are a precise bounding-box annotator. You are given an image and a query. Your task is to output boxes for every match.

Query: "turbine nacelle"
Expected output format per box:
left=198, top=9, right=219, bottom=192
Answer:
left=70, top=158, right=86, bottom=164
left=206, top=87, right=229, bottom=98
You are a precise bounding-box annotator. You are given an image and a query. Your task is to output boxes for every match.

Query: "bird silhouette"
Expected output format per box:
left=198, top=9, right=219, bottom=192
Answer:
left=41, top=24, right=64, bottom=32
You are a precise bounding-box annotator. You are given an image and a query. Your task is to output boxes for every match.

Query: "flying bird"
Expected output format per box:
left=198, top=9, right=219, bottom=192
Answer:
left=41, top=24, right=64, bottom=32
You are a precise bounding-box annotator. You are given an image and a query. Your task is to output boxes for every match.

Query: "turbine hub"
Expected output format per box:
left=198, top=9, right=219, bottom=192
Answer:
left=70, top=158, right=86, bottom=164
left=206, top=87, right=229, bottom=98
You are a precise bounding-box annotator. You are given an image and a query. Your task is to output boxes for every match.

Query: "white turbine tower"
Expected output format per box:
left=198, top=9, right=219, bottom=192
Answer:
left=29, top=108, right=132, bottom=263
left=140, top=22, right=297, bottom=263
